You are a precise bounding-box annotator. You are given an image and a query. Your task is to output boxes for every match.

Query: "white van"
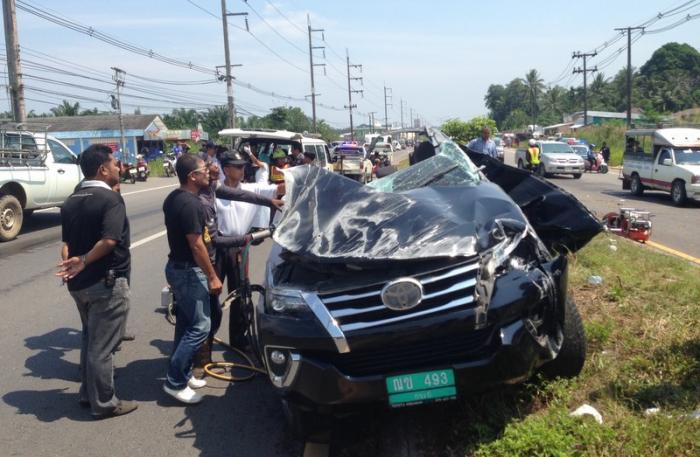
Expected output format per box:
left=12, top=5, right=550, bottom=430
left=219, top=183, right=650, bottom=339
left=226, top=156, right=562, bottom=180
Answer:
left=622, top=128, right=700, bottom=206
left=218, top=128, right=334, bottom=172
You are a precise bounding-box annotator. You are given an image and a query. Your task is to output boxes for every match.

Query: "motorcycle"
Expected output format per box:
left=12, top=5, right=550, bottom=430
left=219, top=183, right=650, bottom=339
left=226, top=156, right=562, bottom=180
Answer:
left=163, top=153, right=176, bottom=178
left=601, top=207, right=652, bottom=243
left=585, top=151, right=609, bottom=174
left=135, top=154, right=150, bottom=181
left=117, top=160, right=136, bottom=184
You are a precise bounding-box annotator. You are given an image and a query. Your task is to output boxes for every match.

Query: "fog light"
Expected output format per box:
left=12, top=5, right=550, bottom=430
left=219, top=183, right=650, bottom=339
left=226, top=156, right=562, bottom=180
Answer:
left=270, top=350, right=286, bottom=365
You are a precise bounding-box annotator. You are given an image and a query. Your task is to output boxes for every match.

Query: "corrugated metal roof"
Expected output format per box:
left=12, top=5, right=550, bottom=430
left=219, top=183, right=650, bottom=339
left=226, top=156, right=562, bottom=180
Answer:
left=25, top=114, right=162, bottom=132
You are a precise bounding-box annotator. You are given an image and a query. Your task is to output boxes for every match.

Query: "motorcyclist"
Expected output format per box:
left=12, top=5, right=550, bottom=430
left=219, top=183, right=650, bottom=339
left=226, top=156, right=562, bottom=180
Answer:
left=587, top=144, right=597, bottom=171
left=526, top=139, right=540, bottom=171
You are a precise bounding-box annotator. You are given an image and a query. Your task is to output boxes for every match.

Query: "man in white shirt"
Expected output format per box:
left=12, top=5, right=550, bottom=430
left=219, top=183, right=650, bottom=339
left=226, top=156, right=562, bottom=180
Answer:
left=215, top=152, right=283, bottom=347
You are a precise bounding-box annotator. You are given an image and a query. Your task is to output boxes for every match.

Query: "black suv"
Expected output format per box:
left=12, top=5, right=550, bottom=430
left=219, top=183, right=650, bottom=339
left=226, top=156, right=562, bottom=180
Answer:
left=250, top=129, right=600, bottom=436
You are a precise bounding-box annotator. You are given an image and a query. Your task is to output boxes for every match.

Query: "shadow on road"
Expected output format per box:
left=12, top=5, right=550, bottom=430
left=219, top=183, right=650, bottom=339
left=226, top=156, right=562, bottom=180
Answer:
left=601, top=190, right=700, bottom=208
left=19, top=211, right=63, bottom=236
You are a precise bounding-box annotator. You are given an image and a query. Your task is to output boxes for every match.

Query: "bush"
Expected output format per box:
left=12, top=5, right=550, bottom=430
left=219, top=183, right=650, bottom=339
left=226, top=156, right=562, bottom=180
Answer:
left=578, top=123, right=627, bottom=166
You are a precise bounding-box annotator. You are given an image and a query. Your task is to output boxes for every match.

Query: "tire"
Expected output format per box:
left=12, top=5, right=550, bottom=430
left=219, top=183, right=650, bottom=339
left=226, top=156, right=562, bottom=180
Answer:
left=281, top=399, right=326, bottom=440
left=130, top=175, right=136, bottom=184
left=600, top=164, right=609, bottom=174
left=541, top=297, right=587, bottom=379
left=537, top=164, right=547, bottom=177
left=630, top=174, right=644, bottom=196
left=228, top=295, right=246, bottom=349
left=573, top=173, right=582, bottom=179
left=517, top=159, right=525, bottom=169
left=0, top=194, right=24, bottom=242
left=671, top=180, right=687, bottom=207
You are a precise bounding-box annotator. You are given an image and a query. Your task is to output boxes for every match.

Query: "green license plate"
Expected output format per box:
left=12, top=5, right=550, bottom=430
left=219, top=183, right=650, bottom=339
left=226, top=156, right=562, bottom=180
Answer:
left=386, top=369, right=457, bottom=407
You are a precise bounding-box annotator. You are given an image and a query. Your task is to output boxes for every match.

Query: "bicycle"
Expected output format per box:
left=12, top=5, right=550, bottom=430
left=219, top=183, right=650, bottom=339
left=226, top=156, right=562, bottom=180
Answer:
left=160, top=227, right=275, bottom=382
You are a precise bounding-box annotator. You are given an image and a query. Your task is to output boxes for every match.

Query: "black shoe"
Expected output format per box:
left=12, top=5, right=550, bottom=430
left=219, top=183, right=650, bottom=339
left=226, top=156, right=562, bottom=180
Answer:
left=92, top=400, right=138, bottom=420
left=121, top=332, right=136, bottom=342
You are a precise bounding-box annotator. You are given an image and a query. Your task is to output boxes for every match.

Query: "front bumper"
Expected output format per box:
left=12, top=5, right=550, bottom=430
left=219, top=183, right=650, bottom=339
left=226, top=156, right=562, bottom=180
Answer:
left=545, top=164, right=584, bottom=174
left=257, top=256, right=567, bottom=409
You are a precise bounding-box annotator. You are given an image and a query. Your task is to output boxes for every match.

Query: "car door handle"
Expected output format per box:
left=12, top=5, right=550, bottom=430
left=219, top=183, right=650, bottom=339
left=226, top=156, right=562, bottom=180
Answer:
left=57, top=169, right=65, bottom=174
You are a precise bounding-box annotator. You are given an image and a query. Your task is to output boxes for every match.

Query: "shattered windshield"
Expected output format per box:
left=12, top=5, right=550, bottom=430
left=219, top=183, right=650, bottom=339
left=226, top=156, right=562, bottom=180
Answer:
left=369, top=138, right=481, bottom=192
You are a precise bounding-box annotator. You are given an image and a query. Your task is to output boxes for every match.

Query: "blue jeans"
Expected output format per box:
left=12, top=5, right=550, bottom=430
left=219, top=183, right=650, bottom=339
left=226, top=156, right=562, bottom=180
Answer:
left=165, top=261, right=211, bottom=389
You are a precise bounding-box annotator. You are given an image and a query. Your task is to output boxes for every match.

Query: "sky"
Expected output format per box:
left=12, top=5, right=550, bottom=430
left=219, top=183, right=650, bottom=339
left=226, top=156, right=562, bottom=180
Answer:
left=3, top=0, right=700, bottom=129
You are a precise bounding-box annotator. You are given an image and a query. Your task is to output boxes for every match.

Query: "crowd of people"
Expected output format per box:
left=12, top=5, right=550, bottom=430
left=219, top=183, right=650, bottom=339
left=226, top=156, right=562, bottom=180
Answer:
left=56, top=140, right=287, bottom=417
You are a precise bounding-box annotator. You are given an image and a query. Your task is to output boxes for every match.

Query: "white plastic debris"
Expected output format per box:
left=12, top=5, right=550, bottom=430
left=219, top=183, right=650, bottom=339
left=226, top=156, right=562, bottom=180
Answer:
left=570, top=404, right=603, bottom=424
left=644, top=407, right=660, bottom=416
left=588, top=275, right=603, bottom=286
left=609, top=244, right=618, bottom=252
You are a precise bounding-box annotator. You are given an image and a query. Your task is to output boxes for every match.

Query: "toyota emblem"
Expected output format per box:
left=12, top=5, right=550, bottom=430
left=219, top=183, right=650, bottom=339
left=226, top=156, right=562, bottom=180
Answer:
left=381, top=278, right=424, bottom=311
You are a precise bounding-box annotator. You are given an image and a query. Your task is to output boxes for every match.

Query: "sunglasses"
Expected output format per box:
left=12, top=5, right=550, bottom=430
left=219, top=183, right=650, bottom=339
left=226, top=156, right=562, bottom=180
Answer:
left=188, top=167, right=209, bottom=177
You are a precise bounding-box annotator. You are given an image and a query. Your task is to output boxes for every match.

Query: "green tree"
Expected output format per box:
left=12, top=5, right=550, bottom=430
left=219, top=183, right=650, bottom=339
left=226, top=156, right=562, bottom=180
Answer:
left=162, top=108, right=200, bottom=129
left=200, top=106, right=228, bottom=140
left=50, top=100, right=81, bottom=116
left=502, top=109, right=530, bottom=131
left=441, top=116, right=497, bottom=143
left=520, top=69, right=545, bottom=126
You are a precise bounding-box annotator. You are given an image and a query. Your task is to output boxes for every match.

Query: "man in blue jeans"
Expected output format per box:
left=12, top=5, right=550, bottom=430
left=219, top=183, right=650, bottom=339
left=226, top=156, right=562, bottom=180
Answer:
left=162, top=154, right=222, bottom=404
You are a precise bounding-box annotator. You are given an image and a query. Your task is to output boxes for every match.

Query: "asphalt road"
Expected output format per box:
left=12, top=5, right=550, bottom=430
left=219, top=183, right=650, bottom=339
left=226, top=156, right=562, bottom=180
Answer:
left=502, top=148, right=700, bottom=260
left=0, top=178, right=303, bottom=457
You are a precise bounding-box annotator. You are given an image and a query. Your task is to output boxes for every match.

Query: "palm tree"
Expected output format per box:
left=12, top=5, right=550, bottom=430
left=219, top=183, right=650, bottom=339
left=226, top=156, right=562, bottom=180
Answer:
left=520, top=69, right=545, bottom=127
left=50, top=100, right=81, bottom=116
left=543, top=86, right=566, bottom=120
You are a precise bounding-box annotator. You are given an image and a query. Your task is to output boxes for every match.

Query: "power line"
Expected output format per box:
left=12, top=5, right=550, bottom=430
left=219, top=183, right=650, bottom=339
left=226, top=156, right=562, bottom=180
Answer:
left=264, top=0, right=306, bottom=35
left=241, top=0, right=308, bottom=55
left=643, top=11, right=700, bottom=33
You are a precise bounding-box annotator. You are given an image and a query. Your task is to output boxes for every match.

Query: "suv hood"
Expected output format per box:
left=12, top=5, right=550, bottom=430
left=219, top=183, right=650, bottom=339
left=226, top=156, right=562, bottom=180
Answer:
left=273, top=131, right=601, bottom=264
left=542, top=152, right=582, bottom=161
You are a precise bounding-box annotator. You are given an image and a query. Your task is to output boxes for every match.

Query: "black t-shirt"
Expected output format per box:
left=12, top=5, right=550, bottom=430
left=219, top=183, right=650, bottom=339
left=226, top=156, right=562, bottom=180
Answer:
left=61, top=185, right=130, bottom=291
left=163, top=189, right=210, bottom=263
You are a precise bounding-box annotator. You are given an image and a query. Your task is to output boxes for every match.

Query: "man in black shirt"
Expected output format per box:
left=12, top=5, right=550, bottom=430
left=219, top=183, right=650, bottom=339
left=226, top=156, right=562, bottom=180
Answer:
left=57, top=144, right=137, bottom=419
left=162, top=154, right=223, bottom=404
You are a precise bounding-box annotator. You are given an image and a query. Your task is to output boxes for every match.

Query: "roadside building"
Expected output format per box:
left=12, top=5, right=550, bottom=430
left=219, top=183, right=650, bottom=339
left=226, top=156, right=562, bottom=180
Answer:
left=26, top=114, right=207, bottom=163
left=564, top=110, right=643, bottom=129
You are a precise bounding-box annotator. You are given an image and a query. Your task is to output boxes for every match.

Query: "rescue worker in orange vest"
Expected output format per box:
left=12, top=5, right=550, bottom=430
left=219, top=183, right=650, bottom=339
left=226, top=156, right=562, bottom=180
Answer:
left=527, top=139, right=541, bottom=172
left=270, top=149, right=289, bottom=184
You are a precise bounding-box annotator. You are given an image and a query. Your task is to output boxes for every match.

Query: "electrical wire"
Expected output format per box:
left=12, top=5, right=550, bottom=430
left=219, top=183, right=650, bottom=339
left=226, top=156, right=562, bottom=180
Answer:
left=241, top=0, right=308, bottom=55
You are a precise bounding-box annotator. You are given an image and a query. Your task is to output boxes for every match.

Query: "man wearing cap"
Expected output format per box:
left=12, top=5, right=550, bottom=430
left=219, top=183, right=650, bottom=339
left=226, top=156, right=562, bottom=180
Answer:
left=199, top=141, right=222, bottom=174
left=270, top=149, right=288, bottom=184
left=217, top=151, right=284, bottom=348
left=192, top=152, right=283, bottom=372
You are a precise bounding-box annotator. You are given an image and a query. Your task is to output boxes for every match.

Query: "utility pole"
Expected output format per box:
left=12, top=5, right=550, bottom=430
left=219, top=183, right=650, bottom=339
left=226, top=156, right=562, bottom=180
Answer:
left=220, top=0, right=248, bottom=129
left=345, top=49, right=362, bottom=140
left=368, top=111, right=376, bottom=133
left=383, top=85, right=392, bottom=132
left=409, top=107, right=413, bottom=128
left=614, top=26, right=645, bottom=127
left=111, top=67, right=127, bottom=163
left=307, top=15, right=325, bottom=132
left=3, top=0, right=26, bottom=123
left=572, top=51, right=597, bottom=128
left=400, top=99, right=405, bottom=130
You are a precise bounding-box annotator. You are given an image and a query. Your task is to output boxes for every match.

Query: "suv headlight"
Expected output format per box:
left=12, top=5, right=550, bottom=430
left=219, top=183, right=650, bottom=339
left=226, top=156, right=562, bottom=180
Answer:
left=265, top=288, right=310, bottom=316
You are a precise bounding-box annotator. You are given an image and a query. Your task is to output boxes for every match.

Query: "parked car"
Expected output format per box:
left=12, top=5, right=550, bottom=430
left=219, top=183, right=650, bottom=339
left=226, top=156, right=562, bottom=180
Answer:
left=622, top=128, right=700, bottom=206
left=331, top=141, right=373, bottom=183
left=493, top=137, right=505, bottom=162
left=251, top=128, right=600, bottom=437
left=0, top=127, right=82, bottom=241
left=372, top=142, right=394, bottom=164
left=515, top=141, right=585, bottom=179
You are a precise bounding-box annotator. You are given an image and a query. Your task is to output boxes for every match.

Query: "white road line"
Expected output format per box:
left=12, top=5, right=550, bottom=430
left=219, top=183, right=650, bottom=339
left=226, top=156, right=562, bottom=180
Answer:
left=131, top=230, right=167, bottom=248
left=122, top=183, right=177, bottom=196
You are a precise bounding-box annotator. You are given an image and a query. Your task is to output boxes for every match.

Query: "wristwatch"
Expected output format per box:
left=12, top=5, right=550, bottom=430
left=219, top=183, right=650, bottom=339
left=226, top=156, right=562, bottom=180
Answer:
left=80, top=254, right=87, bottom=265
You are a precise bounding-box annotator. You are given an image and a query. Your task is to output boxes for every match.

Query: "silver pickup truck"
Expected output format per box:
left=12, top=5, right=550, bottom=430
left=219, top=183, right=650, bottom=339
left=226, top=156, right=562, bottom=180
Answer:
left=0, top=128, right=81, bottom=241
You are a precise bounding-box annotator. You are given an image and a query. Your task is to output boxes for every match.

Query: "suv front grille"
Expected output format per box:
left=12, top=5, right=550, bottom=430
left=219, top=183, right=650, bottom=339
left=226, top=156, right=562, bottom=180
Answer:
left=317, top=259, right=480, bottom=332
left=308, top=326, right=495, bottom=377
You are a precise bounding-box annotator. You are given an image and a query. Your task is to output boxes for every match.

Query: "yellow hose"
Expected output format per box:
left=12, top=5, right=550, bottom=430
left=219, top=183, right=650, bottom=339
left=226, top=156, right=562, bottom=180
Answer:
left=202, top=336, right=267, bottom=382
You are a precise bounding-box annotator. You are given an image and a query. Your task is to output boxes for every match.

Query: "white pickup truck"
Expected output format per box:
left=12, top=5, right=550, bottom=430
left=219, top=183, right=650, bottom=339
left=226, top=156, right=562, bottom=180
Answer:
left=0, top=129, right=81, bottom=241
left=515, top=140, right=585, bottom=178
left=621, top=128, right=700, bottom=206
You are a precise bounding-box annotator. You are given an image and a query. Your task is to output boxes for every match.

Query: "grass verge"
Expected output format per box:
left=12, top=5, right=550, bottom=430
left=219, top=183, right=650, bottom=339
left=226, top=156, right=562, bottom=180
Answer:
left=338, top=234, right=700, bottom=456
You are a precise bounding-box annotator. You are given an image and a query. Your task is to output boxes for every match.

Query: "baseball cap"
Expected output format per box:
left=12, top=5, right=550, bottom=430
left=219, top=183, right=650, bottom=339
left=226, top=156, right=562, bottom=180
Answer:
left=221, top=151, right=248, bottom=167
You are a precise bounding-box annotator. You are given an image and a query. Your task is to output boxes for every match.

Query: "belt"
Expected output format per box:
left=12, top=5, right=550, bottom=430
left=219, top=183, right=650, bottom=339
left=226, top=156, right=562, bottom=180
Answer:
left=169, top=260, right=198, bottom=270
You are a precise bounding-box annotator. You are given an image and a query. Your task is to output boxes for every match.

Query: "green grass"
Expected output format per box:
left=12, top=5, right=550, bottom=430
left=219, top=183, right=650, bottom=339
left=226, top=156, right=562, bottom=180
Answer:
left=577, top=123, right=627, bottom=167
left=337, top=235, right=699, bottom=456
left=148, top=157, right=166, bottom=177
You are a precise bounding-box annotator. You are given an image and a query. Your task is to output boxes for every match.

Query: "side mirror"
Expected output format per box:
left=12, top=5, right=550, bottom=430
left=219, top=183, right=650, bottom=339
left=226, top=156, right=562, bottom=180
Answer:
left=661, top=158, right=672, bottom=166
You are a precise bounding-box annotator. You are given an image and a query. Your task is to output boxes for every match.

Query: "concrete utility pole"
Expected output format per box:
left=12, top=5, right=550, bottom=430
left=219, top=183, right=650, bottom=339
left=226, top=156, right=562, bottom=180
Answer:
left=3, top=0, right=26, bottom=123
left=400, top=98, right=405, bottom=130
left=368, top=111, right=376, bottom=134
left=345, top=49, right=362, bottom=140
left=572, top=51, right=598, bottom=128
left=111, top=67, right=127, bottom=163
left=383, top=85, right=392, bottom=132
left=615, top=26, right=645, bottom=127
left=220, top=0, right=248, bottom=129
left=307, top=15, right=325, bottom=132
left=410, top=107, right=413, bottom=128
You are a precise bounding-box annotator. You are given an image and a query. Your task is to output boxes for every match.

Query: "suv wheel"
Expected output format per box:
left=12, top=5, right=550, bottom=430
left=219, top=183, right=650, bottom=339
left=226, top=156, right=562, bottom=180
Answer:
left=517, top=159, right=525, bottom=169
left=671, top=180, right=687, bottom=207
left=630, top=174, right=644, bottom=196
left=540, top=297, right=587, bottom=379
left=281, top=399, right=325, bottom=440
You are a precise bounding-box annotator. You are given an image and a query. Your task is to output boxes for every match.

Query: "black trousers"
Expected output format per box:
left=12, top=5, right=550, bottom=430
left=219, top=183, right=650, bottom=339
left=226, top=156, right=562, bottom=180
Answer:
left=215, top=247, right=245, bottom=346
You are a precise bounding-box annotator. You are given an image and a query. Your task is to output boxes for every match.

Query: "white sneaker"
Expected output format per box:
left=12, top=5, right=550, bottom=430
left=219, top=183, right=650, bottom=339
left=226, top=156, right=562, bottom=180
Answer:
left=163, top=384, right=203, bottom=404
left=188, top=376, right=207, bottom=389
